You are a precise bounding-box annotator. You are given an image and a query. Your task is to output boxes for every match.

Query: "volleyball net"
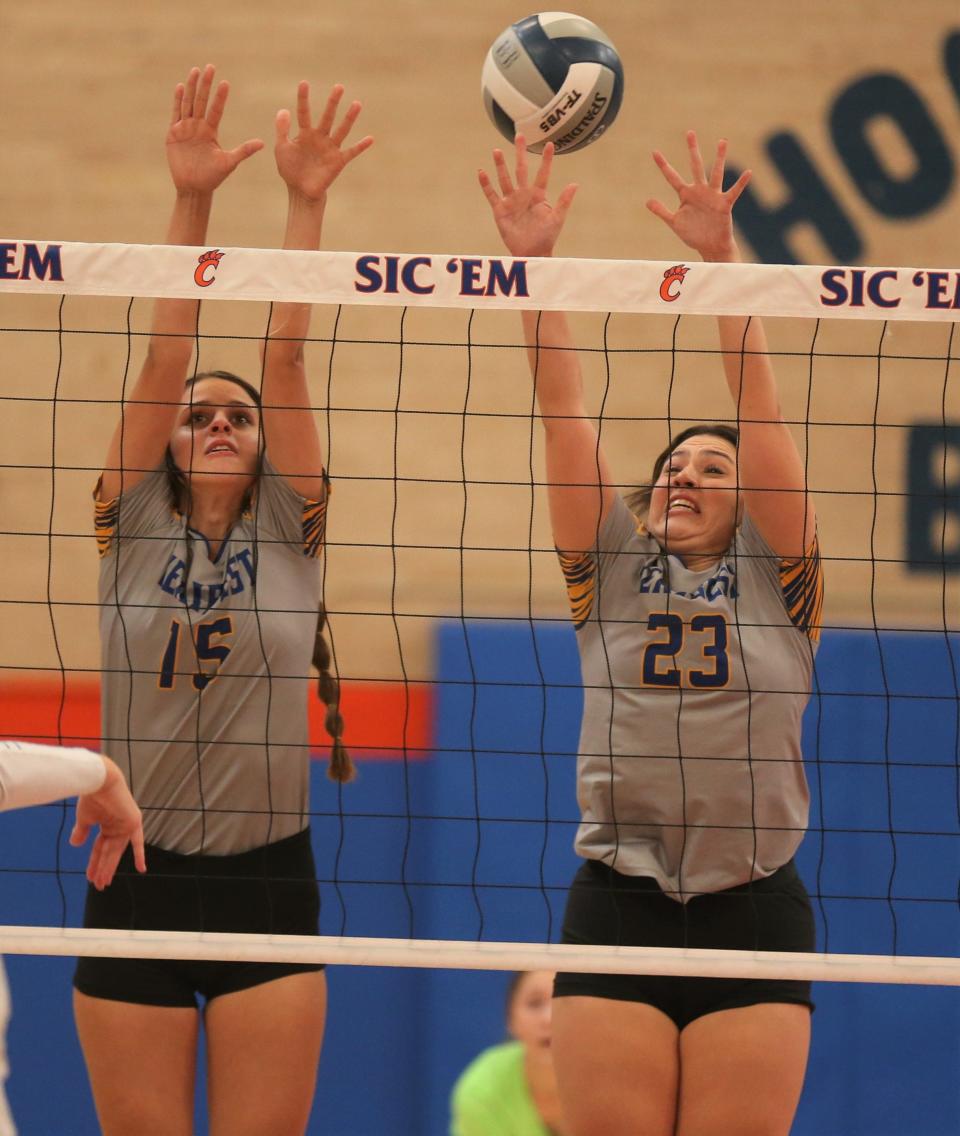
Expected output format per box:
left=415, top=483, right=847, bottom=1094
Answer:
left=0, top=239, right=958, bottom=982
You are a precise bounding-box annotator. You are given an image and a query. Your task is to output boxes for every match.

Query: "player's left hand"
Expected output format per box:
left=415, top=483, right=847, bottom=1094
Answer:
left=70, top=757, right=146, bottom=891
left=646, top=131, right=751, bottom=263
left=275, top=82, right=374, bottom=203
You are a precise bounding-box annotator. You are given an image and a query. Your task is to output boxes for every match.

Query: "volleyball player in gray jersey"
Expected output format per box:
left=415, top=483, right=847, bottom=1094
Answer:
left=479, top=134, right=821, bottom=1136
left=72, top=67, right=372, bottom=1136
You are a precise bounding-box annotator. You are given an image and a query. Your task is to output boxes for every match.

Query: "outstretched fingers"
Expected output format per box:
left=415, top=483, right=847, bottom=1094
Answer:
left=724, top=167, right=753, bottom=203
left=295, top=82, right=372, bottom=157
left=554, top=180, right=579, bottom=224
left=170, top=82, right=185, bottom=126
left=708, top=137, right=728, bottom=190
left=655, top=132, right=746, bottom=198
left=686, top=129, right=706, bottom=183
left=342, top=133, right=374, bottom=164
left=477, top=167, right=500, bottom=207
left=645, top=197, right=676, bottom=225
left=194, top=64, right=215, bottom=120
left=206, top=78, right=230, bottom=131
left=652, top=148, right=686, bottom=194
left=492, top=147, right=514, bottom=197
left=532, top=140, right=555, bottom=193
left=172, top=64, right=227, bottom=129
left=298, top=79, right=316, bottom=131
left=180, top=66, right=200, bottom=122
left=513, top=133, right=530, bottom=188
left=331, top=100, right=363, bottom=147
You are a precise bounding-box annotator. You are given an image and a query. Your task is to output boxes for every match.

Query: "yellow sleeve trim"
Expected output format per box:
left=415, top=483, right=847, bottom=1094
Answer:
left=302, top=477, right=331, bottom=559
left=94, top=495, right=119, bottom=559
left=557, top=550, right=596, bottom=631
left=779, top=534, right=824, bottom=643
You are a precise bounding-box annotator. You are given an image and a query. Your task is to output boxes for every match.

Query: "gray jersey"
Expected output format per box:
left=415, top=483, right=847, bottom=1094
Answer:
left=559, top=494, right=823, bottom=901
left=95, top=459, right=327, bottom=855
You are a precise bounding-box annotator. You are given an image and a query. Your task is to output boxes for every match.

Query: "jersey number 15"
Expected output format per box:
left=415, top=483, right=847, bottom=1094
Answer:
left=158, top=617, right=234, bottom=691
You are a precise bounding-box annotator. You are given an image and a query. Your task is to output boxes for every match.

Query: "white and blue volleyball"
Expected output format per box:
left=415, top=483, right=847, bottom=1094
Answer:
left=481, top=12, right=624, bottom=155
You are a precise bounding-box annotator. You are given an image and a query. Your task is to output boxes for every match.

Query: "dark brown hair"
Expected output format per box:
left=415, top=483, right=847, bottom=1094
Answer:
left=625, top=422, right=740, bottom=519
left=313, top=602, right=354, bottom=782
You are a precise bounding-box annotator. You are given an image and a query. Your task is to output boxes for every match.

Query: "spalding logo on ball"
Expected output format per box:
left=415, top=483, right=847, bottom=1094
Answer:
left=482, top=11, right=624, bottom=155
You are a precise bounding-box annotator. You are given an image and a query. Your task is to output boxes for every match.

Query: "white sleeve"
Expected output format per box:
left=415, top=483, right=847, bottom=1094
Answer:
left=0, top=742, right=107, bottom=812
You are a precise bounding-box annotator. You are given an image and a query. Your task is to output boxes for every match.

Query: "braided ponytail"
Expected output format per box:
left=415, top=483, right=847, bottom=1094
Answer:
left=313, top=602, right=354, bottom=783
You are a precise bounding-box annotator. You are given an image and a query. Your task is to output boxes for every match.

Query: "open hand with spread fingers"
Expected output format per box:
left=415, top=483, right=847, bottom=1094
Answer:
left=165, top=64, right=264, bottom=195
left=478, top=134, right=578, bottom=258
left=275, top=82, right=374, bottom=204
left=646, top=131, right=751, bottom=263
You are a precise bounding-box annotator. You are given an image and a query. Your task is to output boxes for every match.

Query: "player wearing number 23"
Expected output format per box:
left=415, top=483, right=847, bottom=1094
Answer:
left=479, top=131, right=823, bottom=1136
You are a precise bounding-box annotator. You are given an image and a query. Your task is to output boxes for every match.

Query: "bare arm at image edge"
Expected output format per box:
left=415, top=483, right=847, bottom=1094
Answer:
left=0, top=741, right=146, bottom=889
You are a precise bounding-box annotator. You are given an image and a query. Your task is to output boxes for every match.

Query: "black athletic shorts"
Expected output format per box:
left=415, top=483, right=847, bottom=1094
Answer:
left=554, top=858, right=815, bottom=1029
left=74, top=827, right=323, bottom=1008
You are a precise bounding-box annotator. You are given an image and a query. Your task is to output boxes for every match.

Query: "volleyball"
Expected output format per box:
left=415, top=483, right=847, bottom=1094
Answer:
left=481, top=12, right=624, bottom=155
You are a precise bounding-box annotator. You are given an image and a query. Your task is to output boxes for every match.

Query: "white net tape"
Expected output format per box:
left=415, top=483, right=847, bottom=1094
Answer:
left=3, top=238, right=959, bottom=321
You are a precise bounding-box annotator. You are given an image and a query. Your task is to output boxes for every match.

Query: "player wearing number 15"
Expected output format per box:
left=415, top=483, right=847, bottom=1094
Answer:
left=479, top=133, right=823, bottom=1135
left=71, top=66, right=372, bottom=1136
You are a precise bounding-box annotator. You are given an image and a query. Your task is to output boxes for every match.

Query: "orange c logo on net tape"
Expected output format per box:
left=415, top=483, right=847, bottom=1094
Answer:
left=659, top=264, right=689, bottom=302
left=195, top=249, right=225, bottom=288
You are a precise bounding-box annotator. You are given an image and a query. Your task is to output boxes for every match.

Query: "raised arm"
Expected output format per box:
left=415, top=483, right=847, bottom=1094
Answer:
left=99, top=65, right=263, bottom=500
left=478, top=136, right=616, bottom=555
left=646, top=132, right=816, bottom=559
left=260, top=83, right=373, bottom=500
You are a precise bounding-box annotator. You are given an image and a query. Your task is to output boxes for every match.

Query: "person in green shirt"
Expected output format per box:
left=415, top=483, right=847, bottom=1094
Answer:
left=450, top=971, right=566, bottom=1136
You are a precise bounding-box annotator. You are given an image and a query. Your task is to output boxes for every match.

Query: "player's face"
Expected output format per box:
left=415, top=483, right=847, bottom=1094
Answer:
left=646, top=434, right=740, bottom=565
left=169, top=378, right=261, bottom=493
left=506, top=970, right=554, bottom=1053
